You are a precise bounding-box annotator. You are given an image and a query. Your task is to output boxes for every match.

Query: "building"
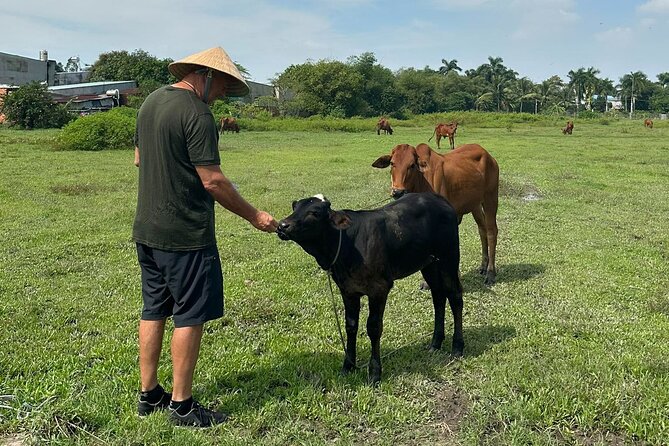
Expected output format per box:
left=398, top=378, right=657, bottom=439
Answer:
left=1, top=50, right=287, bottom=115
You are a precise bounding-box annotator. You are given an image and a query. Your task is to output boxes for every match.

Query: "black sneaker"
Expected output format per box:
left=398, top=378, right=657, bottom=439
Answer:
left=169, top=399, right=228, bottom=427
left=138, top=385, right=172, bottom=416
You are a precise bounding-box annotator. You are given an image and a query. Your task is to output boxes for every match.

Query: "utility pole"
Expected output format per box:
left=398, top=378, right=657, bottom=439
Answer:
left=629, top=72, right=635, bottom=119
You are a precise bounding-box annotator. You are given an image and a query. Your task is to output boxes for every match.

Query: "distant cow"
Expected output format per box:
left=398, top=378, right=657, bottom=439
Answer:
left=373, top=143, right=499, bottom=285
left=277, top=193, right=463, bottom=385
left=644, top=119, right=653, bottom=129
left=428, top=122, right=458, bottom=150
left=220, top=117, right=240, bottom=134
left=562, top=120, right=574, bottom=135
left=376, top=118, right=393, bottom=135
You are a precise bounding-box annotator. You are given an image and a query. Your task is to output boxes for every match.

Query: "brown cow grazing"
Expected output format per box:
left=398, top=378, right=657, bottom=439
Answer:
left=644, top=119, right=653, bottom=129
left=373, top=143, right=499, bottom=285
left=376, top=118, right=393, bottom=135
left=428, top=122, right=458, bottom=150
left=220, top=116, right=240, bottom=134
left=562, top=120, right=574, bottom=135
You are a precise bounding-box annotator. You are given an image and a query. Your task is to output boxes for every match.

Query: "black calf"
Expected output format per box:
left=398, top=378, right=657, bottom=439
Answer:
left=277, top=192, right=463, bottom=384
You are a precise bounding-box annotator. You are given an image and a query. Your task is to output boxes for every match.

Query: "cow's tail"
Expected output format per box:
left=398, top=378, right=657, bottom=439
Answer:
left=428, top=128, right=436, bottom=142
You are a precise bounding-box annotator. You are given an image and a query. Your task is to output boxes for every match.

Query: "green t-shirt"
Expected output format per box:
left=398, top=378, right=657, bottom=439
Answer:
left=132, top=85, right=220, bottom=250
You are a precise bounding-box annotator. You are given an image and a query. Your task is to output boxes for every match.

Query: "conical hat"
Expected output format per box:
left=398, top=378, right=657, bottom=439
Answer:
left=168, top=47, right=250, bottom=97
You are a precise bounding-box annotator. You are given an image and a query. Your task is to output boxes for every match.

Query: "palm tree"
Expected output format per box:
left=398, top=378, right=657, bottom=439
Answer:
left=619, top=71, right=650, bottom=114
left=537, top=76, right=563, bottom=112
left=512, top=77, right=536, bottom=113
left=478, top=56, right=517, bottom=111
left=582, top=67, right=601, bottom=110
left=567, top=68, right=588, bottom=113
left=439, top=58, right=462, bottom=75
left=594, top=78, right=615, bottom=112
left=234, top=62, right=251, bottom=80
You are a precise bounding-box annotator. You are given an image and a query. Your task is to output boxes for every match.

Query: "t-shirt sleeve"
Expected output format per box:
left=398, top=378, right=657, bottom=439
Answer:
left=185, top=112, right=221, bottom=166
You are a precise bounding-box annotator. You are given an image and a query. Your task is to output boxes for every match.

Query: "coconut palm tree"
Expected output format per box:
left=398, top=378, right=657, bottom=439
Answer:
left=582, top=67, right=601, bottom=110
left=656, top=72, right=669, bottom=88
left=439, top=58, right=462, bottom=75
left=619, top=71, right=650, bottom=113
left=512, top=77, right=537, bottom=113
left=537, top=76, right=563, bottom=112
left=594, top=78, right=616, bottom=112
left=567, top=68, right=588, bottom=113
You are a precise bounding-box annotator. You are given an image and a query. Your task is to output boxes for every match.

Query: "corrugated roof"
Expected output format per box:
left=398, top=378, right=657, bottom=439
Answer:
left=48, top=80, right=135, bottom=91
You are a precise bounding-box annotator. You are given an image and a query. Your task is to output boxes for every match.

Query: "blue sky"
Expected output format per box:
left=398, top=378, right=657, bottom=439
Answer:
left=2, top=0, right=668, bottom=84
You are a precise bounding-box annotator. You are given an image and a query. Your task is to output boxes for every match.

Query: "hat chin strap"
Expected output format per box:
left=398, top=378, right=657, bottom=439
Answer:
left=202, top=69, right=213, bottom=103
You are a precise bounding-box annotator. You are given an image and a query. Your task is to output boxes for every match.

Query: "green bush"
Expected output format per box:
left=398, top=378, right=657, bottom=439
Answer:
left=57, top=108, right=135, bottom=151
left=0, top=82, right=73, bottom=129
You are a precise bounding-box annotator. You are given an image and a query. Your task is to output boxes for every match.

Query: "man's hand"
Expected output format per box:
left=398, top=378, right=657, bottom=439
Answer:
left=253, top=211, right=279, bottom=233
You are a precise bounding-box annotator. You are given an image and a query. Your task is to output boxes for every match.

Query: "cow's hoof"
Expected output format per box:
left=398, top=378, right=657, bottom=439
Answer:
left=428, top=345, right=441, bottom=353
left=367, top=375, right=381, bottom=387
left=484, top=273, right=496, bottom=287
left=341, top=360, right=356, bottom=375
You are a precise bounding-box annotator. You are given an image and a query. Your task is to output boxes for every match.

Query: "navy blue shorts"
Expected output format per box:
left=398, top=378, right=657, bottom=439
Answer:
left=137, top=243, right=224, bottom=327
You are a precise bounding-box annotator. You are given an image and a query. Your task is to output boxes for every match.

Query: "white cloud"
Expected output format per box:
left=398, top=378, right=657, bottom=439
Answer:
left=638, top=0, right=669, bottom=14
left=430, top=0, right=496, bottom=10
left=594, top=27, right=635, bottom=46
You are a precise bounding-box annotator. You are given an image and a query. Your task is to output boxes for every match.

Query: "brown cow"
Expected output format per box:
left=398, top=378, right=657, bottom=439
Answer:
left=644, top=119, right=653, bottom=129
left=428, top=122, right=458, bottom=150
left=376, top=118, right=393, bottom=135
left=220, top=117, right=240, bottom=134
left=562, top=120, right=574, bottom=135
left=372, top=143, right=499, bottom=285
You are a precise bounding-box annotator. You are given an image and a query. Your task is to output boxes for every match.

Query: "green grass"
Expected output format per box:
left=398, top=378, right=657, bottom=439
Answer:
left=1, top=119, right=668, bottom=445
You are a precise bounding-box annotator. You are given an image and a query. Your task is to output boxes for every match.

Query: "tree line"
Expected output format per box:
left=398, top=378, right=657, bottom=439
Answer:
left=3, top=49, right=668, bottom=128
left=78, top=49, right=669, bottom=117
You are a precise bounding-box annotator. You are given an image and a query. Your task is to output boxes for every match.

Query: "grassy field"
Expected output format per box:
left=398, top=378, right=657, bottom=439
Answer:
left=0, top=118, right=668, bottom=445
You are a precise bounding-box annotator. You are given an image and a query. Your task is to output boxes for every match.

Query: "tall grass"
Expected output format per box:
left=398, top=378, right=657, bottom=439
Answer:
left=0, top=119, right=668, bottom=445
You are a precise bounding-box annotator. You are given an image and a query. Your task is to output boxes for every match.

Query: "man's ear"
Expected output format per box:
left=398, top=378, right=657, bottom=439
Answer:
left=372, top=155, right=391, bottom=169
left=329, top=210, right=351, bottom=230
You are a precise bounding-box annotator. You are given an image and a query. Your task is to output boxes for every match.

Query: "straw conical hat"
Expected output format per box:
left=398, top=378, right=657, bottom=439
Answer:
left=168, top=47, right=250, bottom=97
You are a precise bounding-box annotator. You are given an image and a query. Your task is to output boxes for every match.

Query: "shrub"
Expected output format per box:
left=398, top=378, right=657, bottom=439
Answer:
left=0, top=82, right=73, bottom=129
left=58, top=107, right=135, bottom=151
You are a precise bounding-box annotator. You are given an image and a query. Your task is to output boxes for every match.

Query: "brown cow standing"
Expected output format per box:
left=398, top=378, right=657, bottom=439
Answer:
left=220, top=117, right=240, bottom=134
left=373, top=143, right=499, bottom=285
left=562, top=120, right=574, bottom=135
left=644, top=119, right=653, bottom=129
left=376, top=118, right=393, bottom=135
left=428, top=122, right=458, bottom=150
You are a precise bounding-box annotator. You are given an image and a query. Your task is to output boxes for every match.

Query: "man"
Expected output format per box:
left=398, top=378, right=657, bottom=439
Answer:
left=133, top=46, right=278, bottom=427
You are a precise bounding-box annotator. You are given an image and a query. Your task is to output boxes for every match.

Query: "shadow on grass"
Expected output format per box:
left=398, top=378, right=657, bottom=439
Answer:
left=206, top=324, right=516, bottom=414
left=462, top=263, right=545, bottom=291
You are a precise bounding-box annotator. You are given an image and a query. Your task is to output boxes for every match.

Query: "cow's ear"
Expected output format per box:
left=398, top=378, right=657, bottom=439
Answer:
left=292, top=200, right=297, bottom=210
left=372, top=155, right=391, bottom=169
left=330, top=210, right=351, bottom=230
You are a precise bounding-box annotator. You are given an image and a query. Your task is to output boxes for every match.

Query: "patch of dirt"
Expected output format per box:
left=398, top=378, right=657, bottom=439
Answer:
left=555, top=427, right=634, bottom=446
left=1, top=435, right=26, bottom=446
left=431, top=385, right=470, bottom=438
left=499, top=177, right=541, bottom=201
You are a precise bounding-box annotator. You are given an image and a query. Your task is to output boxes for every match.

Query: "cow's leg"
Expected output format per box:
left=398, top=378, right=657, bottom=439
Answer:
left=449, top=135, right=455, bottom=150
left=471, top=206, right=489, bottom=276
left=482, top=191, right=499, bottom=286
left=421, top=263, right=446, bottom=351
left=446, top=275, right=464, bottom=356
left=366, top=293, right=388, bottom=385
left=436, top=134, right=441, bottom=150
left=342, top=293, right=361, bottom=374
